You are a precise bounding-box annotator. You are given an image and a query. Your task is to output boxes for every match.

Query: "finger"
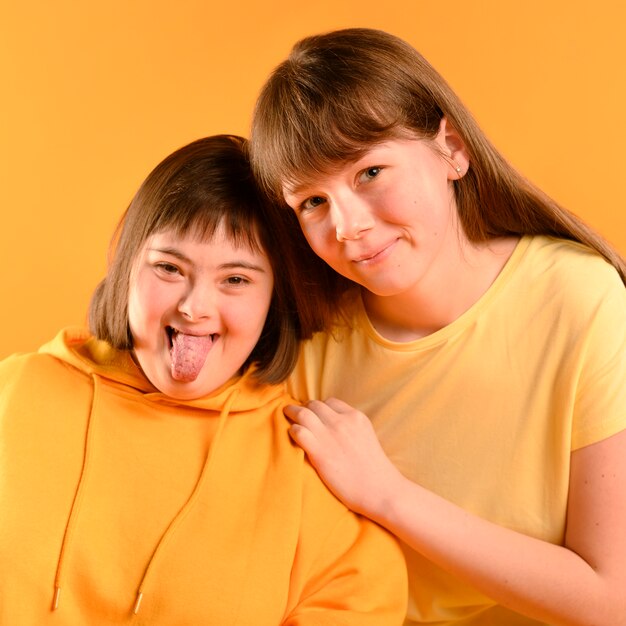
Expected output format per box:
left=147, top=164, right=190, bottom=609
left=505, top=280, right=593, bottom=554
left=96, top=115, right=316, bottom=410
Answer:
left=323, top=397, right=358, bottom=413
left=305, top=399, right=341, bottom=423
left=284, top=404, right=324, bottom=431
left=288, top=424, right=322, bottom=459
left=283, top=404, right=304, bottom=422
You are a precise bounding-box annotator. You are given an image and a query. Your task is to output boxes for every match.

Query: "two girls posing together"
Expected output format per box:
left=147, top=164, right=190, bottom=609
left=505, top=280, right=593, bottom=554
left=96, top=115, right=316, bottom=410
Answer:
left=2, top=27, right=625, bottom=626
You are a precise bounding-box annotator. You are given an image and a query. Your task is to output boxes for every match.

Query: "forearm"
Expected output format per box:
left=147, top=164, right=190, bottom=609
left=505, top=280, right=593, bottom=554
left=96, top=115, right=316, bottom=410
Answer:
left=375, top=473, right=623, bottom=626
left=285, top=401, right=626, bottom=625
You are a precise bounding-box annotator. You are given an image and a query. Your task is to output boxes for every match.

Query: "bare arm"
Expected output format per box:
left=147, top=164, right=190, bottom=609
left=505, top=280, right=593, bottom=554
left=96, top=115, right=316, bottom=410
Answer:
left=286, top=398, right=626, bottom=626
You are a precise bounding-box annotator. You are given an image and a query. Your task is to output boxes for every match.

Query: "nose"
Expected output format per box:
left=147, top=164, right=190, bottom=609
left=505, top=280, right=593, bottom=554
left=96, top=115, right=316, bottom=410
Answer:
left=177, top=280, right=215, bottom=321
left=332, top=195, right=375, bottom=242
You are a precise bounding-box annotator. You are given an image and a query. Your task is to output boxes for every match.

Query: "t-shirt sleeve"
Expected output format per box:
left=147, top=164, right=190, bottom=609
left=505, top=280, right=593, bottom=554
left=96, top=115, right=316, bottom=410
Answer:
left=571, top=268, right=626, bottom=450
left=285, top=335, right=328, bottom=403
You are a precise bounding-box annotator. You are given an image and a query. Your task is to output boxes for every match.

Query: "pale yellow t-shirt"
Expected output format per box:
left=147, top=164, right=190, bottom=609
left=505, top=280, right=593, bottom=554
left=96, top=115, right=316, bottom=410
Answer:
left=287, top=235, right=626, bottom=625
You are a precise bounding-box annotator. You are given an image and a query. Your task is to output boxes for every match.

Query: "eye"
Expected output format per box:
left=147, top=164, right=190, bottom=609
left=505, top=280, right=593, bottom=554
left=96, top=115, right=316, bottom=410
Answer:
left=225, top=275, right=250, bottom=287
left=154, top=262, right=181, bottom=276
left=300, top=195, right=326, bottom=213
left=358, top=166, right=382, bottom=183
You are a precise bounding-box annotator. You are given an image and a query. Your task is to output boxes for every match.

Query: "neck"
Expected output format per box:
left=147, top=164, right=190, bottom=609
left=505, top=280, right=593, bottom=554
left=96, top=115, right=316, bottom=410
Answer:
left=362, top=236, right=519, bottom=342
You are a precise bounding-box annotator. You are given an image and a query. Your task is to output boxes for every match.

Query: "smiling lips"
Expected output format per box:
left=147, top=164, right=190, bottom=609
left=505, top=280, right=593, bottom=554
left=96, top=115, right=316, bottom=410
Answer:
left=169, top=328, right=214, bottom=382
left=352, top=239, right=397, bottom=264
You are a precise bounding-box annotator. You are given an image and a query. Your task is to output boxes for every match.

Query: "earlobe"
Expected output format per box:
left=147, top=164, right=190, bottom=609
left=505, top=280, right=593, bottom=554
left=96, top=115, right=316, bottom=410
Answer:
left=438, top=117, right=470, bottom=179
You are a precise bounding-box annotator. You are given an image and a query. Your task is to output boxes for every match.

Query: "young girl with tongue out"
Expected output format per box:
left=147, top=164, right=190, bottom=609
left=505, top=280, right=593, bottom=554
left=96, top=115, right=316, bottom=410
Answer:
left=0, top=135, right=407, bottom=625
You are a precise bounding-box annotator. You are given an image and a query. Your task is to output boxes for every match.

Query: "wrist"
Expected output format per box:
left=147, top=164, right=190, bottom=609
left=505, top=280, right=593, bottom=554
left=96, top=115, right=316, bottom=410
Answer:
left=369, top=466, right=412, bottom=527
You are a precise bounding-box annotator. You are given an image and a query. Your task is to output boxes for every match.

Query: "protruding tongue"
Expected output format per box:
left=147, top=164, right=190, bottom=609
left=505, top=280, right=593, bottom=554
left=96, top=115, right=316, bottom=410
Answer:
left=170, top=331, right=213, bottom=382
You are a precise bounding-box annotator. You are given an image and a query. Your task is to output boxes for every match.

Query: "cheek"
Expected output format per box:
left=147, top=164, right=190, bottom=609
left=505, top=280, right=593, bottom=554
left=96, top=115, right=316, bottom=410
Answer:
left=244, top=290, right=274, bottom=335
left=300, top=222, right=336, bottom=259
left=128, top=273, right=164, bottom=331
left=127, top=281, right=143, bottom=334
left=253, top=290, right=273, bottom=328
left=220, top=295, right=260, bottom=330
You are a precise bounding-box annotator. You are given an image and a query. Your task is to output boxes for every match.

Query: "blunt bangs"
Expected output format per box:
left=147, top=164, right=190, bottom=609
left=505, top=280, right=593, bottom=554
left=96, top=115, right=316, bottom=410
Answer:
left=251, top=28, right=444, bottom=198
left=135, top=136, right=264, bottom=254
left=149, top=193, right=264, bottom=256
left=253, top=63, right=403, bottom=198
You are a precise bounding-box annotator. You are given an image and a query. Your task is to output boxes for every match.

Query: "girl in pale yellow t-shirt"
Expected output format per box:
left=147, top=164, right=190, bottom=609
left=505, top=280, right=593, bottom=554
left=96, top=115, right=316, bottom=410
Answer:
left=250, top=28, right=626, bottom=626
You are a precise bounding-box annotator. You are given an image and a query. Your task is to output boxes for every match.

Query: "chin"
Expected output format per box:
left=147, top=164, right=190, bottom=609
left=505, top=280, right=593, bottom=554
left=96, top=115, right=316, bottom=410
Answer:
left=165, top=379, right=213, bottom=401
left=363, top=281, right=410, bottom=297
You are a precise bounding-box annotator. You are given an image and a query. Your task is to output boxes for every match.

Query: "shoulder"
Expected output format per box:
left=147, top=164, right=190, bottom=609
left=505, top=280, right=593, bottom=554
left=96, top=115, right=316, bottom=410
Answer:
left=525, top=236, right=622, bottom=292
left=0, top=349, right=92, bottom=411
left=0, top=350, right=70, bottom=387
left=297, top=456, right=406, bottom=575
left=496, top=237, right=625, bottom=363
left=249, top=392, right=361, bottom=534
left=512, top=236, right=624, bottom=320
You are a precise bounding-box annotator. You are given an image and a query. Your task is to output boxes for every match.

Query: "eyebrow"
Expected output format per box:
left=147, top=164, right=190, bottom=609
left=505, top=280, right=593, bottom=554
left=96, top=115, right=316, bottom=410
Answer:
left=149, top=247, right=192, bottom=263
left=219, top=261, right=267, bottom=273
left=148, top=247, right=267, bottom=273
left=283, top=152, right=377, bottom=197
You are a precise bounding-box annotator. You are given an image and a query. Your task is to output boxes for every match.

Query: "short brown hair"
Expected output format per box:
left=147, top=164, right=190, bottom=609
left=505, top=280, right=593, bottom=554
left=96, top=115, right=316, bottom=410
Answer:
left=89, top=135, right=322, bottom=384
left=251, top=28, right=625, bottom=285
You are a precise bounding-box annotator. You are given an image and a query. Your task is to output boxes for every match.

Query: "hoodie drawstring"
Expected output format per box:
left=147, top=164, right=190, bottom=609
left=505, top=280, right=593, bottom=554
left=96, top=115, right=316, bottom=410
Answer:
left=51, top=378, right=238, bottom=616
left=133, top=387, right=238, bottom=615
left=52, top=373, right=101, bottom=610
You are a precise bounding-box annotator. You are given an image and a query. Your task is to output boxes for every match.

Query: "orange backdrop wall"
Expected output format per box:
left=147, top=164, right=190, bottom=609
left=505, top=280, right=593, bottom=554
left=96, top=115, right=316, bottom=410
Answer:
left=1, top=0, right=625, bottom=359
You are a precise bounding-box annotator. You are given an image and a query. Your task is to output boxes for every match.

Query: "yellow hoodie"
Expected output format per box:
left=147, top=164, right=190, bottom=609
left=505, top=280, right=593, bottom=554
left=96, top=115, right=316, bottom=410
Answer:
left=0, top=328, right=407, bottom=625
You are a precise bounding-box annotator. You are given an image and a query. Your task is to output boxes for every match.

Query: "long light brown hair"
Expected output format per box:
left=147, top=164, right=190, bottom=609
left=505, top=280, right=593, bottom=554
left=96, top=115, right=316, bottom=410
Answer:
left=250, top=28, right=626, bottom=293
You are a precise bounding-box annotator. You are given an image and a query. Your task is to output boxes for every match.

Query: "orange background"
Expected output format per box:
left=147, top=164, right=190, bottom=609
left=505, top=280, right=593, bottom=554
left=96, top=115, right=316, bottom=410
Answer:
left=1, top=0, right=625, bottom=359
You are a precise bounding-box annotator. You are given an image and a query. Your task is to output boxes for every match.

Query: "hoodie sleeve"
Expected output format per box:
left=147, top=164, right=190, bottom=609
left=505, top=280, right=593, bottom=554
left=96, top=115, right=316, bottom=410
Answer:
left=282, top=463, right=408, bottom=625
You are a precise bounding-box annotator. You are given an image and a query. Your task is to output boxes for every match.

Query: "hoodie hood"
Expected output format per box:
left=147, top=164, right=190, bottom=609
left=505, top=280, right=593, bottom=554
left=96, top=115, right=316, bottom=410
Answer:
left=39, top=327, right=286, bottom=412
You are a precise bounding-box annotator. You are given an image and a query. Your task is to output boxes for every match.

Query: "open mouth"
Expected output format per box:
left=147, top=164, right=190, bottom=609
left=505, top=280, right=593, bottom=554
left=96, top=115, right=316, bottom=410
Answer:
left=166, top=326, right=217, bottom=347
left=166, top=325, right=175, bottom=348
left=166, top=326, right=216, bottom=382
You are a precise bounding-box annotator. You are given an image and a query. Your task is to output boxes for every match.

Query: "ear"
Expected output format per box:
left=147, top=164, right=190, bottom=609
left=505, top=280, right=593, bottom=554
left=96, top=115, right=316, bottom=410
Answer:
left=437, top=117, right=470, bottom=180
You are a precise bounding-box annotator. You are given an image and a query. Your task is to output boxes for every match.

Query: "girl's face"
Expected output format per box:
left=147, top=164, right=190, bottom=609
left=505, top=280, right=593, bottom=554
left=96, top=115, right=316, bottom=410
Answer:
left=127, top=225, right=274, bottom=400
left=282, top=121, right=466, bottom=299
